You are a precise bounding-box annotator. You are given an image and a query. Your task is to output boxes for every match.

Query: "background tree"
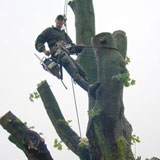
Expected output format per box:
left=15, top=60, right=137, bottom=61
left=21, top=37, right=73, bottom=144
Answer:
left=0, top=0, right=135, bottom=160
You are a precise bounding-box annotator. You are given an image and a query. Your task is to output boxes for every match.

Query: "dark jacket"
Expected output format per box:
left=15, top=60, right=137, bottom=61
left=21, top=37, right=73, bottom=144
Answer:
left=35, top=26, right=74, bottom=52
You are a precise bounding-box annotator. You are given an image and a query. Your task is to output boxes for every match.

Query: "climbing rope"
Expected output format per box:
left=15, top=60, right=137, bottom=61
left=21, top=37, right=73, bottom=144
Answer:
left=64, top=0, right=68, bottom=18
left=63, top=0, right=82, bottom=137
left=71, top=79, right=82, bottom=137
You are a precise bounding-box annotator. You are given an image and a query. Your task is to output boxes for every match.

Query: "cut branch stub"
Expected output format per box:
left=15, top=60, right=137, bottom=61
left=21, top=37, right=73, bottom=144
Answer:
left=37, top=81, right=80, bottom=155
left=113, top=30, right=127, bottom=59
left=0, top=111, right=53, bottom=160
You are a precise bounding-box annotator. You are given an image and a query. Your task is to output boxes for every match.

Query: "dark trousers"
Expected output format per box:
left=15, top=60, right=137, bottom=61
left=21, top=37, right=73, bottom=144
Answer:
left=52, top=48, right=89, bottom=91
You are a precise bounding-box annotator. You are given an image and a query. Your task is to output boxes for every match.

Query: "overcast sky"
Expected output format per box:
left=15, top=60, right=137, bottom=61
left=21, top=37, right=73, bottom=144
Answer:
left=0, top=0, right=160, bottom=159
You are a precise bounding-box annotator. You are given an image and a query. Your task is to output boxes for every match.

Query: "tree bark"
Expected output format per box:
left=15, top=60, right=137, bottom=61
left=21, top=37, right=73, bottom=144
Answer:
left=69, top=0, right=134, bottom=159
left=37, top=81, right=91, bottom=160
left=0, top=111, right=53, bottom=160
left=69, top=0, right=97, bottom=84
left=37, top=81, right=80, bottom=154
left=86, top=32, right=134, bottom=160
left=69, top=0, right=95, bottom=45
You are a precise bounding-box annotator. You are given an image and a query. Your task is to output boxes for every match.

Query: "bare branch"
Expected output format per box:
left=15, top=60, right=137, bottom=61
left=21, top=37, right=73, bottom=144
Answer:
left=0, top=111, right=53, bottom=160
left=37, top=81, right=80, bottom=155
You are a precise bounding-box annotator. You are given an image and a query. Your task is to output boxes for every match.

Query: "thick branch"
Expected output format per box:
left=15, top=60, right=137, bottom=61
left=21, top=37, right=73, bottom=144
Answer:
left=0, top=111, right=53, bottom=160
left=113, top=30, right=127, bottom=59
left=69, top=0, right=97, bottom=84
left=70, top=0, right=95, bottom=44
left=112, top=30, right=133, bottom=145
left=37, top=81, right=80, bottom=155
left=69, top=0, right=97, bottom=110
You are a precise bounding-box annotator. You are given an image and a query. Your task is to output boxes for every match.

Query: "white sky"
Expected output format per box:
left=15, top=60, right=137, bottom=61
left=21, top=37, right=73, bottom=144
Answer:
left=0, top=0, right=160, bottom=159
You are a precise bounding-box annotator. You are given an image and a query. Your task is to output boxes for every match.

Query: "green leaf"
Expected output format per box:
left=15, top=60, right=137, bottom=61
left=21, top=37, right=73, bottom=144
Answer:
left=29, top=91, right=40, bottom=102
left=79, top=143, right=85, bottom=147
left=131, top=79, right=136, bottom=85
left=15, top=118, right=20, bottom=123
left=125, top=57, right=131, bottom=65
left=88, top=109, right=93, bottom=116
left=136, top=156, right=141, bottom=160
left=34, top=92, right=40, bottom=99
left=131, top=135, right=141, bottom=145
left=29, top=94, right=34, bottom=102
left=54, top=138, right=63, bottom=151
left=112, top=71, right=136, bottom=87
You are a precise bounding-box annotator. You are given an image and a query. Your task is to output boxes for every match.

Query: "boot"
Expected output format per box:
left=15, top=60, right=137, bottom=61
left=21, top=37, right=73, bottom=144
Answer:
left=73, top=73, right=89, bottom=92
left=89, top=82, right=101, bottom=99
left=74, top=73, right=100, bottom=99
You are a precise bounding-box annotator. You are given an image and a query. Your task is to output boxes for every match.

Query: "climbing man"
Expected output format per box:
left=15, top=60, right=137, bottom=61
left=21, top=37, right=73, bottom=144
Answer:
left=35, top=15, right=100, bottom=98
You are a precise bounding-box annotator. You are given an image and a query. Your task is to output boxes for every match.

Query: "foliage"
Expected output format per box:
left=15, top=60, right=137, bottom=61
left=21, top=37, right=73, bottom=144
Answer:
left=29, top=91, right=40, bottom=102
left=54, top=138, right=63, bottom=151
left=112, top=72, right=136, bottom=87
left=56, top=119, right=72, bottom=126
left=131, top=135, right=141, bottom=160
left=112, top=56, right=136, bottom=87
left=116, top=136, right=126, bottom=160
left=15, top=118, right=21, bottom=123
left=136, top=156, right=141, bottom=160
left=88, top=109, right=94, bottom=116
left=125, top=57, right=131, bottom=65
left=87, top=109, right=102, bottom=117
left=117, top=136, right=125, bottom=148
left=131, top=135, right=141, bottom=145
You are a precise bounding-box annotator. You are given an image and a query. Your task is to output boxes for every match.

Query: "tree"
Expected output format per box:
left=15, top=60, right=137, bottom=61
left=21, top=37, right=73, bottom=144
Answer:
left=0, top=0, right=135, bottom=160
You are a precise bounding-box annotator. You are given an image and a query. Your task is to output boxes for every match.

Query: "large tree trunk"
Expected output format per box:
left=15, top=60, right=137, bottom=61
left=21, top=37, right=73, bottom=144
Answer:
left=86, top=32, right=134, bottom=160
left=69, top=0, right=134, bottom=160
left=69, top=0, right=97, bottom=84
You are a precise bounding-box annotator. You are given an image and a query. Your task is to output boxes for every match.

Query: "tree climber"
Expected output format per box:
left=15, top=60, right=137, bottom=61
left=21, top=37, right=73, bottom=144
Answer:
left=35, top=15, right=100, bottom=98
